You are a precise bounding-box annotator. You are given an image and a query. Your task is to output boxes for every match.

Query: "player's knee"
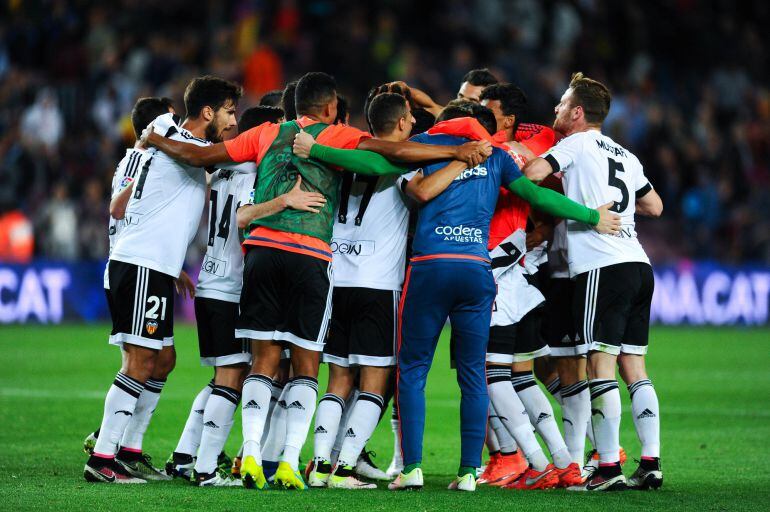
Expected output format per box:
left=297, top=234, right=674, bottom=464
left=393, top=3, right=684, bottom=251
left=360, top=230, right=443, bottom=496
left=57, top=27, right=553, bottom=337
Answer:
left=618, top=354, right=647, bottom=384
left=214, top=364, right=247, bottom=389
left=153, top=347, right=176, bottom=379
left=123, top=346, right=157, bottom=382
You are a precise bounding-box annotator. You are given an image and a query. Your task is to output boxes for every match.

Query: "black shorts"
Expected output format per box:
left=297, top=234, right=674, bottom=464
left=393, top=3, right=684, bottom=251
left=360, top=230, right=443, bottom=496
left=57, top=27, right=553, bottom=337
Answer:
left=105, top=288, right=117, bottom=337
left=107, top=260, right=175, bottom=351
left=323, top=287, right=399, bottom=367
left=195, top=297, right=251, bottom=367
left=486, top=306, right=550, bottom=363
left=573, top=262, right=654, bottom=355
left=543, top=278, right=584, bottom=357
left=236, top=246, right=333, bottom=352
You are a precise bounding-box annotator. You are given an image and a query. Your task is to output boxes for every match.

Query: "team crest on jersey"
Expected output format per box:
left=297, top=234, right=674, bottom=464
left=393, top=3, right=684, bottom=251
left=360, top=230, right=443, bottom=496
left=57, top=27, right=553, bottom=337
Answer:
left=145, top=320, right=159, bottom=335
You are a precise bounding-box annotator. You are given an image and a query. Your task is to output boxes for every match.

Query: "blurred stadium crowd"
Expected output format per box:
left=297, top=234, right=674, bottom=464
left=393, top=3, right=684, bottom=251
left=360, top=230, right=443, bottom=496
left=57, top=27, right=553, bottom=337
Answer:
left=0, top=0, right=768, bottom=264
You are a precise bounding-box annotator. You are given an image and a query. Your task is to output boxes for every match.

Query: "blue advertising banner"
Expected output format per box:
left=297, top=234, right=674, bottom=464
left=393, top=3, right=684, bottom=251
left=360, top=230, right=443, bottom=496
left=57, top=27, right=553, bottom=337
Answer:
left=1, top=260, right=769, bottom=326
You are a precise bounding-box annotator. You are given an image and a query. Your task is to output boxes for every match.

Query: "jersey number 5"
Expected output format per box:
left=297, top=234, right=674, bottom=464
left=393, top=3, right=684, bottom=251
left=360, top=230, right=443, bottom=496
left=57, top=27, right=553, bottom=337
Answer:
left=607, top=157, right=629, bottom=213
left=208, top=190, right=234, bottom=246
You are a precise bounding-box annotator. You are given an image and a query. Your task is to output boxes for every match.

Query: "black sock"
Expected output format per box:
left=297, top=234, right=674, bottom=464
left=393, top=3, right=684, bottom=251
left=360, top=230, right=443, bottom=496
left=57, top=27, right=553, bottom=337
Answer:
left=640, top=457, right=660, bottom=471
left=598, top=461, right=622, bottom=478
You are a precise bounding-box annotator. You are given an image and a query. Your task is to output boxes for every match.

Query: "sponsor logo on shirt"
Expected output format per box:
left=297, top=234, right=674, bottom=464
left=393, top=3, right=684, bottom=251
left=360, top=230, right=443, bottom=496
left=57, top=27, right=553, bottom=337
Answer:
left=330, top=238, right=375, bottom=256
left=201, top=254, right=227, bottom=277
left=453, top=166, right=488, bottom=181
left=434, top=225, right=483, bottom=244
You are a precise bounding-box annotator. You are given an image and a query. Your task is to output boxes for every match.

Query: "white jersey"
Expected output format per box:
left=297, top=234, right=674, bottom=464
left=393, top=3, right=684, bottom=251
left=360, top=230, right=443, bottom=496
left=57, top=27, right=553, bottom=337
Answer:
left=489, top=230, right=544, bottom=326
left=196, top=169, right=256, bottom=302
left=104, top=147, right=145, bottom=289
left=331, top=174, right=409, bottom=291
left=110, top=113, right=255, bottom=278
left=544, top=130, right=651, bottom=276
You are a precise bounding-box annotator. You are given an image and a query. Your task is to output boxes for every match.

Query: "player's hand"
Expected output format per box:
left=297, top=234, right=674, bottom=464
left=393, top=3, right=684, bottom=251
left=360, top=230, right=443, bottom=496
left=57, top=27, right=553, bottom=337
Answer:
left=174, top=270, right=195, bottom=299
left=138, top=122, right=154, bottom=149
left=594, top=202, right=622, bottom=235
left=293, top=129, right=316, bottom=159
left=455, top=140, right=493, bottom=168
left=283, top=176, right=326, bottom=213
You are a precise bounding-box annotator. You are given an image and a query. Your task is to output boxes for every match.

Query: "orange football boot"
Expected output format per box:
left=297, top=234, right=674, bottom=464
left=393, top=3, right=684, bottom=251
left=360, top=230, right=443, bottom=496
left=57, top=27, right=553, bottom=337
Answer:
left=503, top=465, right=559, bottom=490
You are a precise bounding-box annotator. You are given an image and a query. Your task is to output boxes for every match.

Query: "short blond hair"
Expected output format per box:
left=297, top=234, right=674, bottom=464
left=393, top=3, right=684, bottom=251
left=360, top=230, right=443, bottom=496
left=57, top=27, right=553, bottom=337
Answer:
left=569, top=72, right=611, bottom=124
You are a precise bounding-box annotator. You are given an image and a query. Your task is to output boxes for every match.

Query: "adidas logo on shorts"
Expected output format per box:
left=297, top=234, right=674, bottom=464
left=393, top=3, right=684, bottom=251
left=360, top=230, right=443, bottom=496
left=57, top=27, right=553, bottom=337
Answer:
left=287, top=401, right=305, bottom=410
left=243, top=400, right=261, bottom=410
left=314, top=426, right=328, bottom=434
left=536, top=412, right=551, bottom=424
left=194, top=409, right=205, bottom=415
left=637, top=408, right=656, bottom=419
left=345, top=428, right=356, bottom=438
left=203, top=421, right=219, bottom=429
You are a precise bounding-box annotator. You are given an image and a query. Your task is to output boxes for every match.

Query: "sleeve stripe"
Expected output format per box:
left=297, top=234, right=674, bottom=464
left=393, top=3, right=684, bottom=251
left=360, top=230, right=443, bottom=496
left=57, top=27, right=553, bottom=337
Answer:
left=636, top=182, right=653, bottom=198
left=544, top=153, right=560, bottom=173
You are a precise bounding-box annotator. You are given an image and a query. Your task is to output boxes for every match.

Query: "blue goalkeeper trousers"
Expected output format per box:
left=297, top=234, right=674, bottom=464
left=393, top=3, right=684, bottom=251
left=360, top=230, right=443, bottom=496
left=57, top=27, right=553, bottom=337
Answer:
left=396, top=258, right=496, bottom=468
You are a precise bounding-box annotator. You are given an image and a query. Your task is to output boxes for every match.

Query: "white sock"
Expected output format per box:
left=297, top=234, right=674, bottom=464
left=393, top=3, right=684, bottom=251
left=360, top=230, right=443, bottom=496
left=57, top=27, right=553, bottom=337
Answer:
left=545, top=377, right=563, bottom=405
left=120, top=378, right=165, bottom=452
left=586, top=417, right=596, bottom=449
left=261, top=383, right=290, bottom=462
left=489, top=403, right=518, bottom=453
left=174, top=380, right=213, bottom=456
left=280, top=376, right=318, bottom=470
left=560, top=380, right=591, bottom=464
left=487, top=366, right=548, bottom=471
left=241, top=374, right=273, bottom=464
left=337, top=392, right=384, bottom=468
left=486, top=422, right=501, bottom=453
left=93, top=373, right=144, bottom=458
left=194, top=385, right=240, bottom=474
left=260, top=380, right=285, bottom=447
left=390, top=406, right=402, bottom=468
left=331, top=388, right=359, bottom=464
left=512, top=372, right=571, bottom=468
left=628, top=379, right=660, bottom=458
left=313, top=393, right=345, bottom=462
left=589, top=379, right=622, bottom=464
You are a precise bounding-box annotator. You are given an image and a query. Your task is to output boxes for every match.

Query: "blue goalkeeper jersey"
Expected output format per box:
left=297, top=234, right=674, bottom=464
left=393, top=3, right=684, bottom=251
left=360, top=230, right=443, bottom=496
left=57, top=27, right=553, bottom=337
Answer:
left=407, top=132, right=522, bottom=263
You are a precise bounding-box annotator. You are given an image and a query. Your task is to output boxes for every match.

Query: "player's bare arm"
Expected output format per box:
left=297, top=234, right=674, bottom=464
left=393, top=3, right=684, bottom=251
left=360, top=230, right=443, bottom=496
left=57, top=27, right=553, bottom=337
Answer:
left=635, top=187, right=663, bottom=217
left=520, top=156, right=554, bottom=182
left=357, top=137, right=492, bottom=168
left=143, top=130, right=233, bottom=168
left=403, top=160, right=467, bottom=203
left=109, top=181, right=134, bottom=220
left=236, top=176, right=326, bottom=229
left=388, top=81, right=443, bottom=117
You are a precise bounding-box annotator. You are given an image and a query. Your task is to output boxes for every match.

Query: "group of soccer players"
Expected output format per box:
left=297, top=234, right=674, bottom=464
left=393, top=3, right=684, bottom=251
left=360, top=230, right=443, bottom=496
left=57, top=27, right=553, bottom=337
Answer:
left=82, top=65, right=664, bottom=494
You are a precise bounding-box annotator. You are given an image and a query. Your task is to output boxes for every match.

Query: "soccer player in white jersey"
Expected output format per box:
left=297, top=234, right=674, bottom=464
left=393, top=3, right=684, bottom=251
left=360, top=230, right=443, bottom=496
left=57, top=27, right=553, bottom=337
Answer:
left=84, top=76, right=256, bottom=483
left=524, top=72, right=664, bottom=491
left=82, top=97, right=184, bottom=481
left=164, top=105, right=319, bottom=486
left=306, top=93, right=414, bottom=490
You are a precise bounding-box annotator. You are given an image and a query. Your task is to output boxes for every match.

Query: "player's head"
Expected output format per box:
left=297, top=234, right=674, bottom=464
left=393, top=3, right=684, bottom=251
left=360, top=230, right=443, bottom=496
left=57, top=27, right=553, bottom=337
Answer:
left=437, top=101, right=497, bottom=137
left=295, top=72, right=338, bottom=124
left=367, top=93, right=414, bottom=141
left=411, top=108, right=435, bottom=136
left=554, top=72, right=611, bottom=135
left=457, top=68, right=498, bottom=103
left=363, top=82, right=413, bottom=134
left=183, top=75, right=243, bottom=143
left=335, top=95, right=349, bottom=125
left=480, top=83, right=527, bottom=135
left=238, top=106, right=285, bottom=132
left=281, top=80, right=299, bottom=120
left=259, top=89, right=284, bottom=108
left=130, top=97, right=174, bottom=139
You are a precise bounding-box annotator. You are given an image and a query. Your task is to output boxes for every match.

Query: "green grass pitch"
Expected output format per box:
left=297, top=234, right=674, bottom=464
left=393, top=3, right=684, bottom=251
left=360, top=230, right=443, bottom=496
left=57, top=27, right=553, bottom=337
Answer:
left=1, top=325, right=769, bottom=511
